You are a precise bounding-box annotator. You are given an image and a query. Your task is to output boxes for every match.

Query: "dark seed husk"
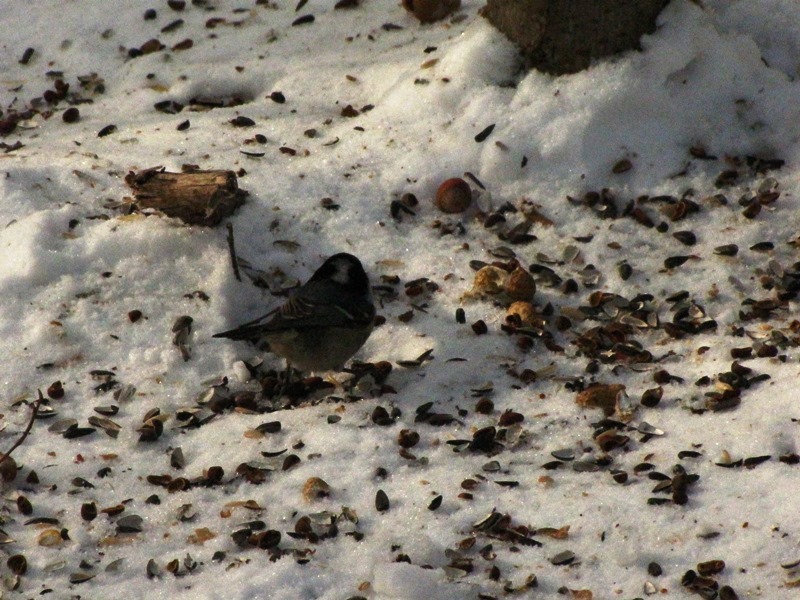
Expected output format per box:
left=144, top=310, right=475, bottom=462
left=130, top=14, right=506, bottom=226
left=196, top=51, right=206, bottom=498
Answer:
left=117, top=515, right=143, bottom=533
left=714, top=244, right=738, bottom=256
left=572, top=460, right=600, bottom=473
left=16, top=496, right=32, bottom=515
left=648, top=561, right=663, bottom=576
left=474, top=124, right=495, bottom=143
left=618, top=262, right=633, bottom=280
left=62, top=107, right=80, bottom=123
left=551, top=448, right=575, bottom=461
left=647, top=497, right=671, bottom=505
left=719, top=585, right=739, bottom=600
left=81, top=502, right=97, bottom=521
left=641, top=386, right=663, bottom=407
left=256, top=421, right=281, bottom=434
left=743, top=455, right=771, bottom=468
left=6, top=554, right=26, bottom=575
left=98, top=124, right=117, bottom=137
left=230, top=116, right=256, bottom=127
left=282, top=454, right=301, bottom=471
left=428, top=495, right=442, bottom=510
left=541, top=460, right=564, bottom=470
left=254, top=529, right=281, bottom=549
left=678, top=450, right=702, bottom=459
left=549, top=550, right=576, bottom=565
left=673, top=231, right=697, bottom=246
left=63, top=425, right=96, bottom=439
left=397, top=429, right=420, bottom=448
left=471, top=320, right=488, bottom=335
left=730, top=346, right=753, bottom=359
left=371, top=406, right=393, bottom=426
left=742, top=202, right=761, bottom=219
left=664, top=255, right=691, bottom=269
left=375, top=489, right=390, bottom=512
left=750, top=241, right=774, bottom=252
left=697, top=559, right=725, bottom=576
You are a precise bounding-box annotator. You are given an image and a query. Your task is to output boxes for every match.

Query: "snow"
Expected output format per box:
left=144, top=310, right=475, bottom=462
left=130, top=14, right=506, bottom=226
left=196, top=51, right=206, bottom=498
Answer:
left=2, top=0, right=800, bottom=598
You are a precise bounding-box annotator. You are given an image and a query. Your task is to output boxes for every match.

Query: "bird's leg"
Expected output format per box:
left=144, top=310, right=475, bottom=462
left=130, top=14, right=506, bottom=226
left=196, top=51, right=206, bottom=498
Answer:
left=283, top=361, right=294, bottom=384
left=277, top=361, right=298, bottom=397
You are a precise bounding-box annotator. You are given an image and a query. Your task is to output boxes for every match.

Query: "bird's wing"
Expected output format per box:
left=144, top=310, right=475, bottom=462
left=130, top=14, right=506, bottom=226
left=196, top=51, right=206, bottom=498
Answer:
left=213, top=295, right=373, bottom=341
left=267, top=295, right=374, bottom=330
left=212, top=306, right=279, bottom=341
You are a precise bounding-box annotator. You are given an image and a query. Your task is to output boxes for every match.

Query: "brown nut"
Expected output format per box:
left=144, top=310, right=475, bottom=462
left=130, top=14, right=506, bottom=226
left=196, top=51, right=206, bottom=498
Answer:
left=506, top=301, right=537, bottom=326
left=434, top=177, right=472, bottom=213
left=468, top=266, right=505, bottom=297
left=504, top=266, right=536, bottom=301
left=402, top=0, right=460, bottom=23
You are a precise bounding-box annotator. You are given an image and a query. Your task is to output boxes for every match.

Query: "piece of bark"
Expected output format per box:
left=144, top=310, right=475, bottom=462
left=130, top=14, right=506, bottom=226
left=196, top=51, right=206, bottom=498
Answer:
left=480, top=0, right=671, bottom=75
left=124, top=166, right=247, bottom=226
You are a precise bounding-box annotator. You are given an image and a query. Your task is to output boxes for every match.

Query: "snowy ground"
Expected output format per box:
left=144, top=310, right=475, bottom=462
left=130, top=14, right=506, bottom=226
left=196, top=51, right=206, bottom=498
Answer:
left=2, top=0, right=800, bottom=598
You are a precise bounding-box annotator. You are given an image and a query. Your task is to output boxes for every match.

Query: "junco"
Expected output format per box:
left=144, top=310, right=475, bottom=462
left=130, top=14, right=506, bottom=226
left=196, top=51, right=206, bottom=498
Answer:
left=214, top=253, right=375, bottom=372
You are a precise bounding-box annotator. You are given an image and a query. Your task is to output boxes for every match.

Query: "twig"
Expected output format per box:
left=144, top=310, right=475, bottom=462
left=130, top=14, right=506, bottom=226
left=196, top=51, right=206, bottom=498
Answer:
left=226, top=222, right=242, bottom=282
left=0, top=390, right=43, bottom=465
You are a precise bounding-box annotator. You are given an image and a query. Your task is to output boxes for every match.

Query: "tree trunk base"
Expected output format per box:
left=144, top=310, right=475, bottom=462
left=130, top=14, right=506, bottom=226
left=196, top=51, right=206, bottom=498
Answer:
left=480, top=0, right=671, bottom=75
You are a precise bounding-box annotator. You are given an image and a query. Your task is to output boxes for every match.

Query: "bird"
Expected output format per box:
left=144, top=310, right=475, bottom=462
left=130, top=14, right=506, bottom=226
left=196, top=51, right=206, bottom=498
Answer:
left=213, top=253, right=375, bottom=372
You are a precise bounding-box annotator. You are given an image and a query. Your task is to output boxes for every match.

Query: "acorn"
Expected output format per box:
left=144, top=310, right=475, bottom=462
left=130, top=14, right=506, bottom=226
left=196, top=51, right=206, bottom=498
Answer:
left=302, top=477, right=331, bottom=502
left=504, top=266, right=536, bottom=301
left=468, top=266, right=506, bottom=297
left=506, top=301, right=538, bottom=326
left=402, top=0, right=460, bottom=23
left=434, top=177, right=472, bottom=213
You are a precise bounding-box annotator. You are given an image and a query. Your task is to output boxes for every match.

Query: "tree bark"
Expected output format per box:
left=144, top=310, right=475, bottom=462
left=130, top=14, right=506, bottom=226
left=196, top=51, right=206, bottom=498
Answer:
left=125, top=166, right=247, bottom=227
left=481, top=0, right=671, bottom=75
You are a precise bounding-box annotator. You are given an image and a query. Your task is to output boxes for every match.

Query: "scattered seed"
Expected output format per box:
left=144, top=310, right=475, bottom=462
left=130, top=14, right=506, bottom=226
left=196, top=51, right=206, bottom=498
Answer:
left=742, top=202, right=761, bottom=219
left=719, top=585, right=739, bottom=600
left=7, top=554, right=26, bottom=575
left=713, top=244, right=738, bottom=256
left=397, top=429, right=420, bottom=448
left=471, top=320, right=488, bottom=335
left=62, top=107, right=80, bottom=123
left=474, top=124, right=495, bottom=143
left=678, top=450, right=702, bottom=459
left=19, top=47, right=35, bottom=65
left=550, top=550, right=576, bottom=566
left=475, top=397, right=494, bottom=414
left=664, top=255, right=692, bottom=269
left=117, top=514, right=143, bottom=534
left=371, top=405, right=393, bottom=426
left=256, top=421, right=282, bottom=434
left=551, top=448, right=575, bottom=461
left=673, top=231, right=697, bottom=246
left=292, top=14, right=314, bottom=25
left=282, top=455, right=301, bottom=471
left=697, top=559, right=725, bottom=576
left=750, top=241, right=774, bottom=252
left=612, top=159, right=632, bottom=173
left=98, top=124, right=117, bottom=137
left=375, top=489, right=390, bottom=512
left=618, top=262, right=633, bottom=280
